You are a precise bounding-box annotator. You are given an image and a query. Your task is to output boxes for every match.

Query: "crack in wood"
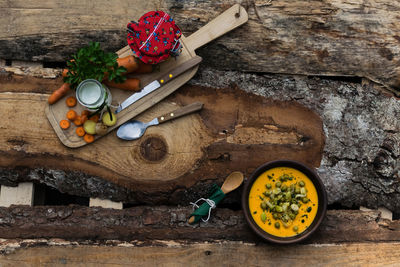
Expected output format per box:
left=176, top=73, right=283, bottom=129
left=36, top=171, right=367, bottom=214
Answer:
left=226, top=125, right=303, bottom=145
left=6, top=139, right=28, bottom=147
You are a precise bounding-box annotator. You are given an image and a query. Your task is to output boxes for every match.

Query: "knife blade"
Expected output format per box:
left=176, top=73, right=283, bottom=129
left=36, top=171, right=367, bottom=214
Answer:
left=115, top=80, right=160, bottom=113
left=115, top=55, right=202, bottom=113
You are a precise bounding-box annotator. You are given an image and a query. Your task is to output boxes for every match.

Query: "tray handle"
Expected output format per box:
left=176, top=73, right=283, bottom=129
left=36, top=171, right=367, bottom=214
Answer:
left=185, top=4, right=248, bottom=51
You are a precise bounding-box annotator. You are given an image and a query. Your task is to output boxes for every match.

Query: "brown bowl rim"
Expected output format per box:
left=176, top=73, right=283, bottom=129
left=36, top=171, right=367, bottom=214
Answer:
left=242, top=160, right=327, bottom=244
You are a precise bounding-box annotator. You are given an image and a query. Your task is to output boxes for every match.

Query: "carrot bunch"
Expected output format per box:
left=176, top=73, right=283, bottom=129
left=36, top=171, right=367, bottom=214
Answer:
left=48, top=42, right=155, bottom=105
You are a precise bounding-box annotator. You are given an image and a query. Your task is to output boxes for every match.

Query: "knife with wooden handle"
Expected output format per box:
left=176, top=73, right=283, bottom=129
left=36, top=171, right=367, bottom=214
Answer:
left=115, top=56, right=202, bottom=113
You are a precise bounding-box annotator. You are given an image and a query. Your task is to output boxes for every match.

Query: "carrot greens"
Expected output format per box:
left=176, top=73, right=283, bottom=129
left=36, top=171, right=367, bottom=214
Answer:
left=64, top=42, right=127, bottom=89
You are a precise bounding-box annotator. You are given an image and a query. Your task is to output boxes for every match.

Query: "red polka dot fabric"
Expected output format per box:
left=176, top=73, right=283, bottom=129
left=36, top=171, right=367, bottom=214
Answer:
left=127, top=11, right=182, bottom=64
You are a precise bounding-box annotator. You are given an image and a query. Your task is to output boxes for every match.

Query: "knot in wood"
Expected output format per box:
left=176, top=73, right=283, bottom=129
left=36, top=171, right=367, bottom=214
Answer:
left=139, top=136, right=168, bottom=162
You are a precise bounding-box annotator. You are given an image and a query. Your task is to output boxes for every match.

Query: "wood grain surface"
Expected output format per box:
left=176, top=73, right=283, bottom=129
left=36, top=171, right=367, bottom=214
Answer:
left=0, top=83, right=324, bottom=193
left=1, top=242, right=400, bottom=267
left=1, top=0, right=400, bottom=93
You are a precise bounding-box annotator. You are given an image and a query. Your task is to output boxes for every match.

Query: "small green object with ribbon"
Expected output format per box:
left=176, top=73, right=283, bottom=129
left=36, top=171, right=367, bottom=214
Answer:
left=189, top=184, right=226, bottom=224
left=188, top=171, right=244, bottom=224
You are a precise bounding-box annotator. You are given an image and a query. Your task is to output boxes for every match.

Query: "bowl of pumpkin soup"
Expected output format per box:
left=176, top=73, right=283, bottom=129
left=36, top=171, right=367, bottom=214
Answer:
left=242, top=160, right=327, bottom=244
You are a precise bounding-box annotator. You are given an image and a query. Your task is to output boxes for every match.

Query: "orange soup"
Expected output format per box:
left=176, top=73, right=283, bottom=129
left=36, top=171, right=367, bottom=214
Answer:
left=248, top=167, right=318, bottom=237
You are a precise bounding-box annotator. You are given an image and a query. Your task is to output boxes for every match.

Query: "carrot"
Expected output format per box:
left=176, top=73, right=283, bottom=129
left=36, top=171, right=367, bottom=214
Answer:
left=104, top=78, right=140, bottom=91
left=75, top=126, right=85, bottom=137
left=66, top=110, right=77, bottom=121
left=117, top=55, right=139, bottom=74
left=83, top=133, right=95, bottom=143
left=62, top=60, right=75, bottom=78
left=73, top=116, right=83, bottom=126
left=48, top=83, right=70, bottom=105
left=62, top=68, right=69, bottom=78
left=89, top=114, right=99, bottom=123
left=60, top=119, right=70, bottom=130
left=66, top=96, right=77, bottom=107
left=135, top=60, right=154, bottom=74
left=62, top=69, right=76, bottom=77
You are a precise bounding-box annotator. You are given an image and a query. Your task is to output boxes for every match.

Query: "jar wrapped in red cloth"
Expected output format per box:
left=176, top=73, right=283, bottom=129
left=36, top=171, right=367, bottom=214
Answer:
left=127, top=11, right=182, bottom=64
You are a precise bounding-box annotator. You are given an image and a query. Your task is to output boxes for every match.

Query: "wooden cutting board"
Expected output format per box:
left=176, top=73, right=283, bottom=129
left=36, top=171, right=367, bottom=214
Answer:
left=45, top=4, right=248, bottom=148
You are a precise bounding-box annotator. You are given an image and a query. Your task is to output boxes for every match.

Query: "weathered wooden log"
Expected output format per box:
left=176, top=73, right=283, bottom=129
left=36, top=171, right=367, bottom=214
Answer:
left=190, top=68, right=400, bottom=211
left=1, top=0, right=400, bottom=93
left=2, top=240, right=400, bottom=266
left=1, top=65, right=399, bottom=210
left=0, top=73, right=324, bottom=204
left=1, top=0, right=399, bottom=210
left=0, top=206, right=398, bottom=244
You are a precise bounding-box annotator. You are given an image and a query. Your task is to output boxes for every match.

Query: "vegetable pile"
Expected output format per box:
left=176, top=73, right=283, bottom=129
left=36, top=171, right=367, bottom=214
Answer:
left=259, top=173, right=311, bottom=233
left=58, top=95, right=117, bottom=143
left=48, top=41, right=156, bottom=144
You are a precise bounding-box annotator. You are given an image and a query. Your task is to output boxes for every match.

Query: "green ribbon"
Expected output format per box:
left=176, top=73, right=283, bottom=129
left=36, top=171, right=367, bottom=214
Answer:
left=189, top=184, right=225, bottom=224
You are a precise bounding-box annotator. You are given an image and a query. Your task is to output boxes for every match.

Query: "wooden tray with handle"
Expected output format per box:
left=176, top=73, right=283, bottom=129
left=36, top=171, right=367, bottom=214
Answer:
left=45, top=4, right=248, bottom=148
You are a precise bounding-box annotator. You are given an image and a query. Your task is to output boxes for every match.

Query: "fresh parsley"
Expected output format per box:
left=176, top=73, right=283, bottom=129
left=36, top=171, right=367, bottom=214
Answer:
left=63, top=42, right=127, bottom=89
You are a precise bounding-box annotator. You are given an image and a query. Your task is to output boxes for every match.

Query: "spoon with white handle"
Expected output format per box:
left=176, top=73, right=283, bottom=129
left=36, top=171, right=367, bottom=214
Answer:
left=117, top=102, right=203, bottom=140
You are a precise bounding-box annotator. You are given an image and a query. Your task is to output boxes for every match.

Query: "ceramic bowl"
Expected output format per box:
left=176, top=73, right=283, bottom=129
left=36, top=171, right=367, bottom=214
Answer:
left=242, top=160, right=327, bottom=244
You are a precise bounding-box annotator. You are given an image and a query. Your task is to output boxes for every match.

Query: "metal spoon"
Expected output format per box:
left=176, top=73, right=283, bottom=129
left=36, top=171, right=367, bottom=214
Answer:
left=117, top=102, right=203, bottom=140
left=188, top=171, right=244, bottom=224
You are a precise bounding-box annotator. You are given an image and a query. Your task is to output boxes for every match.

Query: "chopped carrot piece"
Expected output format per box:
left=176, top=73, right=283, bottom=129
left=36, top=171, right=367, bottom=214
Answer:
left=83, top=133, right=95, bottom=143
left=60, top=119, right=70, bottom=130
left=66, top=109, right=77, bottom=121
left=89, top=114, right=99, bottom=122
left=81, top=110, right=90, bottom=116
left=66, top=96, right=77, bottom=107
left=81, top=114, right=88, bottom=123
left=73, top=116, right=83, bottom=126
left=75, top=126, right=85, bottom=137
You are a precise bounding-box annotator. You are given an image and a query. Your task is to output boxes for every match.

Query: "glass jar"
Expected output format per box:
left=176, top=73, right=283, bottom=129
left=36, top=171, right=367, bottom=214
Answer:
left=76, top=79, right=112, bottom=111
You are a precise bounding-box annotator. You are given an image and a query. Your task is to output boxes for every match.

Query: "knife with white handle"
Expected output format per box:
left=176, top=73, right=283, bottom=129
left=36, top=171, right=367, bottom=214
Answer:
left=115, top=56, right=202, bottom=113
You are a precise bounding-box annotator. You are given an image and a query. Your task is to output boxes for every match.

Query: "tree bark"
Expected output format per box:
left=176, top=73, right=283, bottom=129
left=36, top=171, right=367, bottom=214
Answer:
left=189, top=68, right=400, bottom=211
left=0, top=205, right=397, bottom=244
